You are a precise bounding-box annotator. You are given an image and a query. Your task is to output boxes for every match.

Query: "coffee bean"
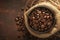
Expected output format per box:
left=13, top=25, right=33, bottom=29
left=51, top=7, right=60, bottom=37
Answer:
left=36, top=10, right=41, bottom=14
left=43, top=11, right=45, bottom=14
left=32, top=16, right=35, bottom=19
left=16, top=21, right=20, bottom=25
left=41, top=25, right=45, bottom=29
left=15, top=17, right=19, bottom=21
left=44, top=15, right=47, bottom=18
left=47, top=15, right=50, bottom=19
left=28, top=7, right=56, bottom=33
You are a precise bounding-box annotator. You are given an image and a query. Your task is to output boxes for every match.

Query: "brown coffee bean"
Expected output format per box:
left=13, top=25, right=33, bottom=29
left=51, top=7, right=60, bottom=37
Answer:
left=44, top=15, right=47, bottom=18
left=41, top=25, right=45, bottom=29
left=47, top=15, right=50, bottom=19
left=43, top=11, right=45, bottom=14
left=36, top=10, right=41, bottom=14
left=16, top=21, right=20, bottom=25
left=28, top=7, right=56, bottom=33
left=32, top=16, right=35, bottom=19
left=37, top=14, right=39, bottom=16
left=15, top=17, right=19, bottom=21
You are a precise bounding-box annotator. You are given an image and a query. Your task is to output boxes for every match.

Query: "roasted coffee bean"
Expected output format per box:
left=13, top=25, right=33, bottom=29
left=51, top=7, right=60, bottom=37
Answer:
left=16, top=21, right=20, bottom=25
left=15, top=17, right=19, bottom=21
left=28, top=7, right=56, bottom=33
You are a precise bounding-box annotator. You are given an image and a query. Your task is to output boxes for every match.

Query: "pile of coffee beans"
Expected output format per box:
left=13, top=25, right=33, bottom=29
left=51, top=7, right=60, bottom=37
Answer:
left=28, top=7, right=56, bottom=33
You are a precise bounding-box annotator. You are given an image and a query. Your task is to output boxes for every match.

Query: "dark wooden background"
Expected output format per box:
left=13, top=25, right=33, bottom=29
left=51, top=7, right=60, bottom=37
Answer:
left=0, top=0, right=27, bottom=40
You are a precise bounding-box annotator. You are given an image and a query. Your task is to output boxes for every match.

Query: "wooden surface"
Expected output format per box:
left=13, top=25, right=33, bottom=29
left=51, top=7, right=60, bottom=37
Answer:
left=0, top=0, right=27, bottom=40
